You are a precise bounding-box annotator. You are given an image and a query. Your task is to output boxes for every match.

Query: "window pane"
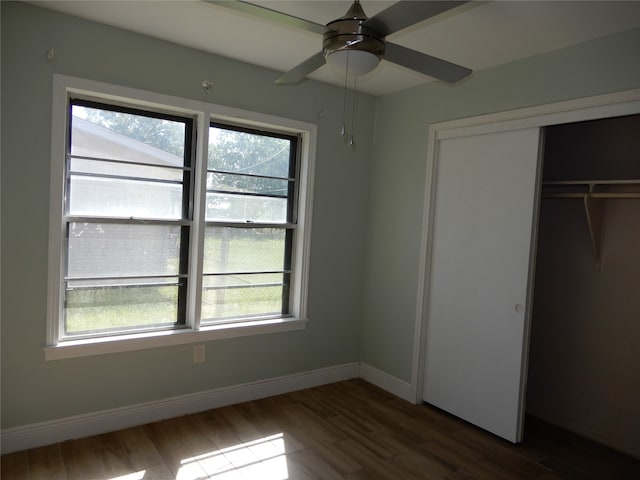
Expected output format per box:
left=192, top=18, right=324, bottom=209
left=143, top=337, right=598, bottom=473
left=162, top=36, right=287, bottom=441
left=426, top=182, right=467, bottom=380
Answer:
left=68, top=175, right=184, bottom=219
left=64, top=279, right=179, bottom=335
left=207, top=172, right=289, bottom=196
left=206, top=192, right=287, bottom=222
left=200, top=123, right=298, bottom=324
left=208, top=126, right=291, bottom=178
left=203, top=272, right=285, bottom=287
left=71, top=105, right=186, bottom=164
left=201, top=273, right=285, bottom=322
left=67, top=223, right=182, bottom=278
left=71, top=157, right=183, bottom=182
left=203, top=227, right=286, bottom=274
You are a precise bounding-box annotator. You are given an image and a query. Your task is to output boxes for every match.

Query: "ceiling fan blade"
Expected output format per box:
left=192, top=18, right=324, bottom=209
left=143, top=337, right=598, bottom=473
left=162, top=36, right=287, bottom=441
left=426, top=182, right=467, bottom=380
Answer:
left=384, top=42, right=471, bottom=83
left=204, top=0, right=326, bottom=35
left=363, top=1, right=469, bottom=37
left=275, top=51, right=326, bottom=85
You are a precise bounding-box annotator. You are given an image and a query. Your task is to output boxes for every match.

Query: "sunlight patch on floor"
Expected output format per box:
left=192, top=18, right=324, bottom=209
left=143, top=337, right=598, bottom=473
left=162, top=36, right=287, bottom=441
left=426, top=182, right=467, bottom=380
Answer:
left=108, top=471, right=146, bottom=480
left=176, top=432, right=289, bottom=480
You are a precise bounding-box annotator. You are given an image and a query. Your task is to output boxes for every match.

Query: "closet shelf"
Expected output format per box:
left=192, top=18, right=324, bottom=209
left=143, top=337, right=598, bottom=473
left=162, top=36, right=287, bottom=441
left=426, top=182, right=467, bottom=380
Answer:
left=542, top=179, right=640, bottom=199
left=543, top=192, right=640, bottom=198
left=541, top=180, right=640, bottom=271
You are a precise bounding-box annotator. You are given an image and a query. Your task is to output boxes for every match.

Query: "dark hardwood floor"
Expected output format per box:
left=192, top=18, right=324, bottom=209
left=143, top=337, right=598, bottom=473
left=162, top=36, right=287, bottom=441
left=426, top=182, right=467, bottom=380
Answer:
left=2, top=379, right=638, bottom=479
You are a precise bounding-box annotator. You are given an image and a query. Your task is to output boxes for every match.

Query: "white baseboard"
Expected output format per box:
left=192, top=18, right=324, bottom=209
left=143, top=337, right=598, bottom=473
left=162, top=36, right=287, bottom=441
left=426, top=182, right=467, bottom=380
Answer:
left=1, top=363, right=360, bottom=454
left=359, top=363, right=413, bottom=402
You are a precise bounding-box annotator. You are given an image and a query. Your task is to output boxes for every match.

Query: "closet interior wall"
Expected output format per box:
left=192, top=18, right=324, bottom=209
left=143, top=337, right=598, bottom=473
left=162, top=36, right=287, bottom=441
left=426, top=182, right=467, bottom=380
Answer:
left=526, top=115, right=640, bottom=459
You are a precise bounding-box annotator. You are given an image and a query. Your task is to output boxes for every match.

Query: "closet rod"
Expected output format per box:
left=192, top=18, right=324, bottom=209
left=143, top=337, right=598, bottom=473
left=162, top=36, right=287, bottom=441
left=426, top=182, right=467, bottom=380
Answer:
left=542, top=192, right=640, bottom=199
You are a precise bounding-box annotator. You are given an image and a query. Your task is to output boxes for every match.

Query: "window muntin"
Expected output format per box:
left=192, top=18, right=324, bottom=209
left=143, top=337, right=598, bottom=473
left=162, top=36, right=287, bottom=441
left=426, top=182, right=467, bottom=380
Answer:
left=202, top=124, right=299, bottom=324
left=62, top=99, right=193, bottom=338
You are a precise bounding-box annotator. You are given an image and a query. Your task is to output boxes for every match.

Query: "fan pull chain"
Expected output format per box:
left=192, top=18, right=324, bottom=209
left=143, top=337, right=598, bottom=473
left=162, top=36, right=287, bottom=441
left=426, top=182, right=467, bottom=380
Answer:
left=350, top=76, right=357, bottom=147
left=339, top=51, right=358, bottom=148
left=341, top=51, right=350, bottom=137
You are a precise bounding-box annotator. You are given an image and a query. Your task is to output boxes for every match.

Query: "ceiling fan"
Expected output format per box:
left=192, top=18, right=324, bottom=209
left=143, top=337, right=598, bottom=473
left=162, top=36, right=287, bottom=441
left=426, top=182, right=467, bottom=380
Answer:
left=207, top=0, right=472, bottom=84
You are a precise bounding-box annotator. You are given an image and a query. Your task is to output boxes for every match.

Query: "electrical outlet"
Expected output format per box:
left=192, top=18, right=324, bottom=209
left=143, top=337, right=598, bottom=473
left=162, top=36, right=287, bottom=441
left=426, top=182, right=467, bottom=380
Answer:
left=193, top=344, right=205, bottom=363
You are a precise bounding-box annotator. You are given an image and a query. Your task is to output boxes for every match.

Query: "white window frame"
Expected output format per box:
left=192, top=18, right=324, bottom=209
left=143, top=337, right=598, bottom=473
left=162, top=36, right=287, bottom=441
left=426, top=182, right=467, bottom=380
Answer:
left=45, top=75, right=316, bottom=360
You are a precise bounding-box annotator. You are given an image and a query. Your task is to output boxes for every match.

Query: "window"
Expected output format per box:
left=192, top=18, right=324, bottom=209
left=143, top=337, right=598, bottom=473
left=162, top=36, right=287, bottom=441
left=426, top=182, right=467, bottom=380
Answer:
left=63, top=100, right=193, bottom=338
left=46, top=75, right=315, bottom=359
left=202, top=124, right=298, bottom=324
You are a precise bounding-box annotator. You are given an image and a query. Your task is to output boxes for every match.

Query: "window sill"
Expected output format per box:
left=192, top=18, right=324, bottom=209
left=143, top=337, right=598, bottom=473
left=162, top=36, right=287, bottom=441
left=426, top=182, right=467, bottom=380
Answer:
left=44, top=317, right=308, bottom=361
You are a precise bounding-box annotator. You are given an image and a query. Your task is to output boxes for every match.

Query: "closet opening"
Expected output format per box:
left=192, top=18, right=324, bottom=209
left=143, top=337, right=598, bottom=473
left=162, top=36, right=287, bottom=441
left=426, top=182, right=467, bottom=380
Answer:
left=525, top=113, right=640, bottom=460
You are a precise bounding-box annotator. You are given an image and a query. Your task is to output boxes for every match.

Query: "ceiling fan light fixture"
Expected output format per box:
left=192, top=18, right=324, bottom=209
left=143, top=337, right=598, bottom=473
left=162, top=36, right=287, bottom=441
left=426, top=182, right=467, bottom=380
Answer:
left=326, top=49, right=380, bottom=76
left=321, top=1, right=384, bottom=78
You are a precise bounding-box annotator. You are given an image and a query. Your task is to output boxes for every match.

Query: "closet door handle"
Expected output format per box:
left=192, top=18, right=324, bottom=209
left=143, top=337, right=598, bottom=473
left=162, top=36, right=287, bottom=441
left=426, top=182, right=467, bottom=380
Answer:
left=515, top=304, right=524, bottom=313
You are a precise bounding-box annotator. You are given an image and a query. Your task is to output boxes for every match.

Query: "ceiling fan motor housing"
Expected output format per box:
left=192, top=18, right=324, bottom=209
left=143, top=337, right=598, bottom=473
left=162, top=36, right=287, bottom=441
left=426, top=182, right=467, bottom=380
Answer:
left=322, top=1, right=385, bottom=59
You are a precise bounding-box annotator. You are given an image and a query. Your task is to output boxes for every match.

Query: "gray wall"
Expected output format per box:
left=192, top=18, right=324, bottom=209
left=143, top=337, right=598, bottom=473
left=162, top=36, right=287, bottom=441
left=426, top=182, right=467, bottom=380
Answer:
left=361, top=27, right=640, bottom=383
left=1, top=2, right=374, bottom=429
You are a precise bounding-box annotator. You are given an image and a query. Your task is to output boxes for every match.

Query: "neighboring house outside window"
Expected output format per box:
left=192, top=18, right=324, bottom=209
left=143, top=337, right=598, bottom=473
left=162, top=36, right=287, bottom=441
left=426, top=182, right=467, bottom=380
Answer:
left=46, top=75, right=316, bottom=360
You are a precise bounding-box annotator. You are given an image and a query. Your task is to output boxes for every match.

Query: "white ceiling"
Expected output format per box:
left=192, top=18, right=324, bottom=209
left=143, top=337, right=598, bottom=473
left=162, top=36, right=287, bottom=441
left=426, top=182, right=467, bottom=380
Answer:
left=28, top=0, right=640, bottom=96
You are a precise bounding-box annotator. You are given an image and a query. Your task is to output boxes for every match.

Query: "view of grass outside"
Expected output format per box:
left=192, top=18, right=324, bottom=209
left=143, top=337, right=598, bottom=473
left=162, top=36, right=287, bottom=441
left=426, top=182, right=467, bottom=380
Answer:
left=65, top=285, right=178, bottom=334
left=65, top=231, right=286, bottom=334
left=200, top=284, right=283, bottom=321
left=201, top=229, right=287, bottom=322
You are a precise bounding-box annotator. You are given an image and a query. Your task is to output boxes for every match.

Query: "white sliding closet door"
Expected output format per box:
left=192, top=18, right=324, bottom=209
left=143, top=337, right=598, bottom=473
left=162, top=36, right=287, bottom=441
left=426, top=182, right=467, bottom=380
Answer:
left=423, top=128, right=542, bottom=442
